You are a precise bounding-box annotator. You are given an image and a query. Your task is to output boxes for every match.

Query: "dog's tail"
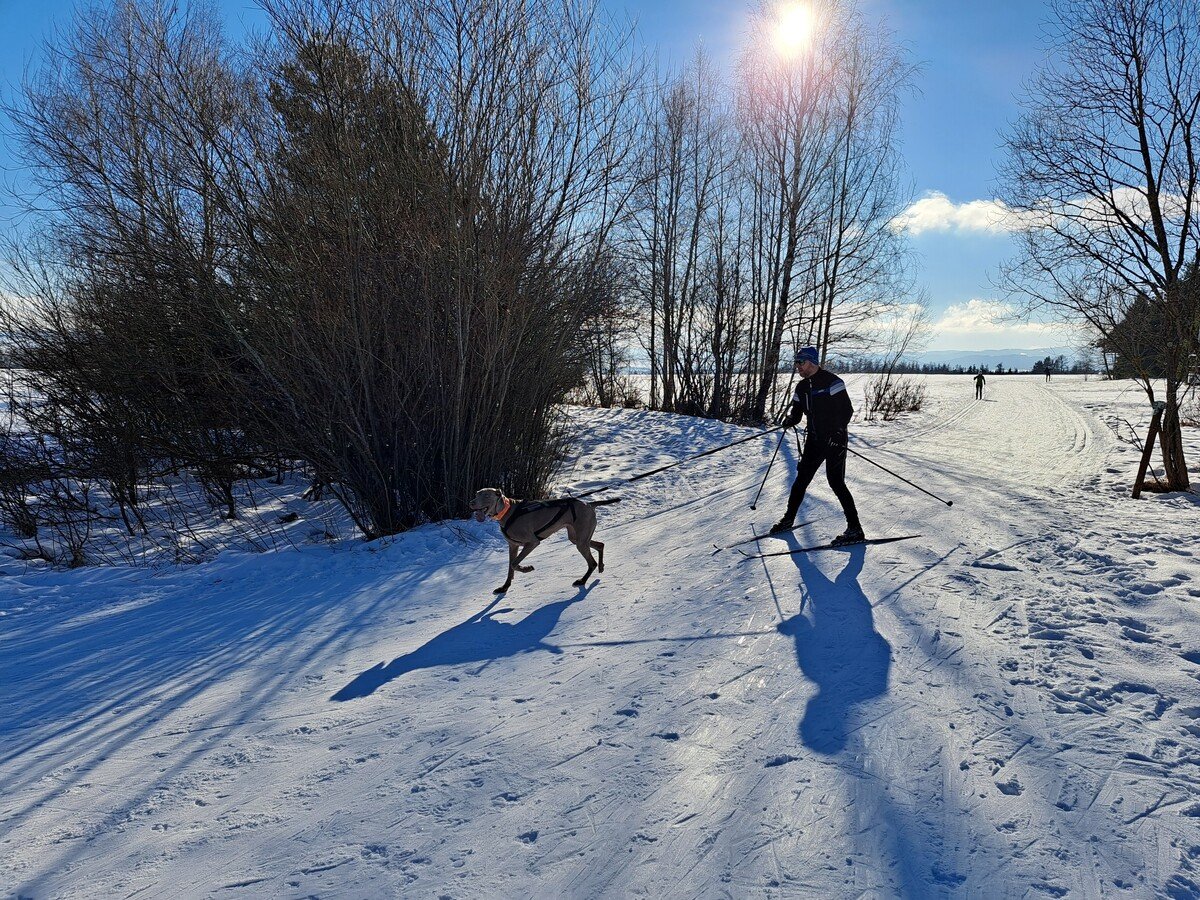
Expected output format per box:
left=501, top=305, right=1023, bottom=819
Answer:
left=588, top=497, right=622, bottom=507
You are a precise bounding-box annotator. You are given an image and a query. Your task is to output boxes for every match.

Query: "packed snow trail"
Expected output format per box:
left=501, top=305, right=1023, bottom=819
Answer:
left=2, top=376, right=1199, bottom=898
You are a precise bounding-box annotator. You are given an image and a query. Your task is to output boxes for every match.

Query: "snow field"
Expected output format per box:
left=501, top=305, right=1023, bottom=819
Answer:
left=2, top=375, right=1199, bottom=898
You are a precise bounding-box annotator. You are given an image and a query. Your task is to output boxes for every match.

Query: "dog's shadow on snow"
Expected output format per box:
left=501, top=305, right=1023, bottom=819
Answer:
left=776, top=544, right=891, bottom=755
left=331, top=584, right=594, bottom=701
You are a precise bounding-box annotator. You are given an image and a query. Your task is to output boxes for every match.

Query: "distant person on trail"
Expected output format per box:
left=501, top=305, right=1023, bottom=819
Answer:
left=1045, top=368, right=1052, bottom=382
left=974, top=372, right=985, bottom=399
left=771, top=347, right=863, bottom=545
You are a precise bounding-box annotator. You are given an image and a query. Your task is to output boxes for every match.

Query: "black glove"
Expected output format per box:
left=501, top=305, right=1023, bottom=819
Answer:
left=782, top=404, right=807, bottom=427
left=828, top=429, right=848, bottom=451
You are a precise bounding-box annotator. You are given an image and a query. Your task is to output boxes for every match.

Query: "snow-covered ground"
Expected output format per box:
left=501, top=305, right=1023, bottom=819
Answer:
left=3, top=375, right=1199, bottom=898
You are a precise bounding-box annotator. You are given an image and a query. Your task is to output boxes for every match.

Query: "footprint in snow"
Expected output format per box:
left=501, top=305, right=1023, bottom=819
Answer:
left=930, top=865, right=967, bottom=887
left=995, top=776, right=1023, bottom=796
left=972, top=560, right=1021, bottom=572
left=1121, top=626, right=1156, bottom=644
left=1032, top=882, right=1068, bottom=898
left=764, top=754, right=799, bottom=768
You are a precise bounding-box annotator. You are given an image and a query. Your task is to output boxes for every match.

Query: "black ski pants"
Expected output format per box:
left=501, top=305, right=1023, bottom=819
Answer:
left=786, top=441, right=860, bottom=529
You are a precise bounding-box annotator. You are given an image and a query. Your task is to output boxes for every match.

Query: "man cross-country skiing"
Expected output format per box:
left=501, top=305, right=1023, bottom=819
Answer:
left=974, top=372, right=985, bottom=399
left=771, top=347, right=863, bottom=545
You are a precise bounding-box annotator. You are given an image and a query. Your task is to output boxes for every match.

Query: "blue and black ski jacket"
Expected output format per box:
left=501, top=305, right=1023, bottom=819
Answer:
left=781, top=368, right=853, bottom=443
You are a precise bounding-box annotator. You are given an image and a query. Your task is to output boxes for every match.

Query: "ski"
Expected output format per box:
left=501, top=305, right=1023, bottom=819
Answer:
left=711, top=520, right=814, bottom=553
left=735, top=534, right=920, bottom=560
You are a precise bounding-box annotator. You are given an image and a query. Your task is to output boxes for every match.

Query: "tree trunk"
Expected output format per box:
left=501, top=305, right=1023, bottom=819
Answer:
left=1159, top=382, right=1191, bottom=490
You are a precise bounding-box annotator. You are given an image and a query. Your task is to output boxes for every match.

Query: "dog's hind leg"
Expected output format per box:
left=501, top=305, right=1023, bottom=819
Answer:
left=572, top=541, right=598, bottom=586
left=590, top=540, right=604, bottom=573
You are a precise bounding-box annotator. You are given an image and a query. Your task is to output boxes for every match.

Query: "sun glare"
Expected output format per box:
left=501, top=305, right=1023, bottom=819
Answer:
left=773, top=2, right=816, bottom=57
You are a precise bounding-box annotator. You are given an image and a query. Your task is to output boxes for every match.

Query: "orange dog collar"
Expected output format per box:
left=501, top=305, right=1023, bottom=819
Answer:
left=492, top=498, right=513, bottom=522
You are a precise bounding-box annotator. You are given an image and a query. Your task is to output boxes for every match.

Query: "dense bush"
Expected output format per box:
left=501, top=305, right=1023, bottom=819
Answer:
left=1, top=0, right=639, bottom=545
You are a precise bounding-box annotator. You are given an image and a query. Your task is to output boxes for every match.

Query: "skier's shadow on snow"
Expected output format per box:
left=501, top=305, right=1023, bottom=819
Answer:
left=776, top=544, right=891, bottom=755
left=331, top=585, right=593, bottom=701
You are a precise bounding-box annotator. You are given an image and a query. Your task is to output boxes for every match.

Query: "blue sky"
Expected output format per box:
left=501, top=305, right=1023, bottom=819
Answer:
left=0, top=0, right=1073, bottom=352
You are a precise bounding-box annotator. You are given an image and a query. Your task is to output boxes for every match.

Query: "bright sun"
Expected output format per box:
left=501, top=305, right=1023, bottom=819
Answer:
left=773, top=3, right=816, bottom=57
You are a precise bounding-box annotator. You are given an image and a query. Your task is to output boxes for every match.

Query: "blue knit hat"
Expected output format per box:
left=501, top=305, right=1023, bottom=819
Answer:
left=795, top=346, right=820, bottom=367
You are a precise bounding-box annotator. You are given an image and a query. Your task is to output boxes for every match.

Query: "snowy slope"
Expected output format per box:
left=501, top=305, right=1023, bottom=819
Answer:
left=2, top=376, right=1199, bottom=898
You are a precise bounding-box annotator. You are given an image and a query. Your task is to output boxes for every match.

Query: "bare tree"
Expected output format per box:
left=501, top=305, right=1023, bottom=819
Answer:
left=2, top=0, right=271, bottom=527
left=576, top=253, right=639, bottom=408
left=737, top=1, right=840, bottom=421
left=807, top=12, right=914, bottom=359
left=737, top=0, right=914, bottom=421
left=1001, top=0, right=1200, bottom=491
left=630, top=50, right=745, bottom=416
left=624, top=1, right=914, bottom=424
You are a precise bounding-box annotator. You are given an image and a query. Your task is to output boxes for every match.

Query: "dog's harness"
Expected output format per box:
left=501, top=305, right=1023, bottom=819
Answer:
left=499, top=498, right=578, bottom=541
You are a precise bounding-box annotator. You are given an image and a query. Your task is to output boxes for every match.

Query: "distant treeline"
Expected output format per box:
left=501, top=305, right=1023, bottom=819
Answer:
left=837, top=354, right=1100, bottom=376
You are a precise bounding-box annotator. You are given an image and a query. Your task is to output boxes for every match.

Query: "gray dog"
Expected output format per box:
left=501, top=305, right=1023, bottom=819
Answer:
left=469, top=488, right=621, bottom=594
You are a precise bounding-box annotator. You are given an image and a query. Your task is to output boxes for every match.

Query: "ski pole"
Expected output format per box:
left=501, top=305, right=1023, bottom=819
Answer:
left=748, top=359, right=801, bottom=511
left=845, top=445, right=954, bottom=507
left=574, top=425, right=785, bottom=500
left=749, top=426, right=788, bottom=510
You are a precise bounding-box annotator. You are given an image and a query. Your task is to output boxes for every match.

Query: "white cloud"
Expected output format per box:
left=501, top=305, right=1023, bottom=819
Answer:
left=894, top=186, right=1194, bottom=237
left=934, top=299, right=1023, bottom=333
left=891, top=192, right=1024, bottom=235
left=929, top=298, right=1079, bottom=350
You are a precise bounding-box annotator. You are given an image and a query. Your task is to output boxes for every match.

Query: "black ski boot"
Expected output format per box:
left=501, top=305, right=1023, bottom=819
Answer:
left=769, top=516, right=795, bottom=535
left=830, top=526, right=865, bottom=547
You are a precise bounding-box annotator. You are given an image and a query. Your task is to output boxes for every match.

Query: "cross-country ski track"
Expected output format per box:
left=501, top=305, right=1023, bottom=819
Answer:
left=3, top=375, right=1199, bottom=898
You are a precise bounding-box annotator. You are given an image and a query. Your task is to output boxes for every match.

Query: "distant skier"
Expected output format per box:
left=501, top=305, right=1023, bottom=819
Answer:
left=974, top=372, right=985, bottom=399
left=1045, top=368, right=1052, bottom=382
left=771, top=347, right=863, bottom=545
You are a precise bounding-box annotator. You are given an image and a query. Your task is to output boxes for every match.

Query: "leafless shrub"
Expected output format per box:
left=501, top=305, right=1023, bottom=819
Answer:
left=864, top=375, right=926, bottom=421
left=1181, top=383, right=1199, bottom=428
left=860, top=296, right=929, bottom=423
left=0, top=403, right=99, bottom=567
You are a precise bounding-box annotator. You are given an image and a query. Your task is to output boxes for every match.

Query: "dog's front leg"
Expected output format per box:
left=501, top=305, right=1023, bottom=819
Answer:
left=495, top=544, right=519, bottom=594
left=513, top=540, right=539, bottom=573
